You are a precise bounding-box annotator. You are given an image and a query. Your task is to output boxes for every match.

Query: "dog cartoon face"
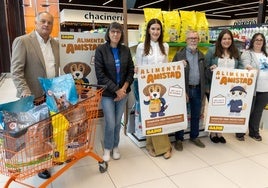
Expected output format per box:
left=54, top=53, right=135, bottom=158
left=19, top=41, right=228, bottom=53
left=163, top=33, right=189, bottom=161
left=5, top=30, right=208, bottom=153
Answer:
left=63, top=62, right=91, bottom=80
left=143, top=84, right=167, bottom=98
left=143, top=83, right=168, bottom=117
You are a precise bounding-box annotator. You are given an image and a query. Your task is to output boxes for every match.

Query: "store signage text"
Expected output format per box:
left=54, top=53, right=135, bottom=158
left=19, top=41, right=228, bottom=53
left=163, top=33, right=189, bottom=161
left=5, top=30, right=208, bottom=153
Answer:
left=84, top=11, right=123, bottom=22
left=60, top=34, right=105, bottom=54
left=233, top=17, right=268, bottom=25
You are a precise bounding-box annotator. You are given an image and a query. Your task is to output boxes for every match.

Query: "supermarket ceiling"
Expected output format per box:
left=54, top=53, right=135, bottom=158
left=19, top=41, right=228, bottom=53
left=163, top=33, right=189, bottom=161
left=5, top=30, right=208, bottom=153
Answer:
left=56, top=0, right=265, bottom=20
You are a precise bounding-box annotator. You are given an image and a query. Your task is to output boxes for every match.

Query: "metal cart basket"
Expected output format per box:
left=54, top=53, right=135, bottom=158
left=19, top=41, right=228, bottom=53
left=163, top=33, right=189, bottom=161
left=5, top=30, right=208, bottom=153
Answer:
left=0, top=84, right=107, bottom=188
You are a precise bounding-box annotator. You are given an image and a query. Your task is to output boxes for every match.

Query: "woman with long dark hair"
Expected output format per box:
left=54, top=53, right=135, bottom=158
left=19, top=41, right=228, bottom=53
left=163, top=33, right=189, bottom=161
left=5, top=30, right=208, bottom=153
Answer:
left=135, top=18, right=172, bottom=159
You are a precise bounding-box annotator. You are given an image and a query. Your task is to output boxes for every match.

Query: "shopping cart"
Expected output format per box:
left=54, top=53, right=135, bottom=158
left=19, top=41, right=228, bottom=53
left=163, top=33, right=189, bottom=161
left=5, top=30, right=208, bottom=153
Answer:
left=0, top=84, right=107, bottom=188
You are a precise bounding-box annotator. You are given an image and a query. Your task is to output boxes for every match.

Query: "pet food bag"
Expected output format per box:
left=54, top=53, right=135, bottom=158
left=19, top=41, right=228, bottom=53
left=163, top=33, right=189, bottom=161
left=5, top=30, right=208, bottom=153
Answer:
left=143, top=8, right=163, bottom=24
left=196, top=11, right=209, bottom=43
left=50, top=111, right=69, bottom=163
left=0, top=96, right=50, bottom=159
left=162, top=10, right=181, bottom=42
left=65, top=105, right=88, bottom=150
left=25, top=118, right=53, bottom=158
left=138, top=22, right=146, bottom=42
left=39, top=74, right=78, bottom=162
left=38, top=73, right=78, bottom=113
left=179, top=10, right=197, bottom=42
left=140, top=8, right=164, bottom=43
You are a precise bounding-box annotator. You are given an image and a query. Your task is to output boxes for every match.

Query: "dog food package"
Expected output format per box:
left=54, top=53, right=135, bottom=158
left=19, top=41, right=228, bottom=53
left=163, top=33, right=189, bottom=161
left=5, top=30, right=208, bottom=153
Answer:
left=179, top=10, right=196, bottom=42
left=196, top=11, right=209, bottom=43
left=38, top=74, right=78, bottom=113
left=162, top=10, right=181, bottom=43
left=138, top=22, right=146, bottom=42
left=65, top=105, right=88, bottom=150
left=0, top=96, right=50, bottom=159
left=25, top=118, right=53, bottom=158
left=143, top=8, right=163, bottom=24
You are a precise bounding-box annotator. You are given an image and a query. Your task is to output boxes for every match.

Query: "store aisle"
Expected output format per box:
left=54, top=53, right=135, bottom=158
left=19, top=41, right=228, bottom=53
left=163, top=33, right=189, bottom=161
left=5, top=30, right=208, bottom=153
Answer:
left=1, top=77, right=268, bottom=188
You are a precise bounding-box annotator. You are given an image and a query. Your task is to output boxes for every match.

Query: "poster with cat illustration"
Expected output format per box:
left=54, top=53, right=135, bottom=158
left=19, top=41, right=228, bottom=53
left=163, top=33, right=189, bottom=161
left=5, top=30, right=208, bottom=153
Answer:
left=205, top=68, right=257, bottom=133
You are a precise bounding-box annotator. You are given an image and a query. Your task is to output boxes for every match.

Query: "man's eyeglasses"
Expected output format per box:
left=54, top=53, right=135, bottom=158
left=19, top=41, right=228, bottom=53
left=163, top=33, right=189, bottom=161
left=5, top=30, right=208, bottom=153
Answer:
left=187, top=37, right=199, bottom=41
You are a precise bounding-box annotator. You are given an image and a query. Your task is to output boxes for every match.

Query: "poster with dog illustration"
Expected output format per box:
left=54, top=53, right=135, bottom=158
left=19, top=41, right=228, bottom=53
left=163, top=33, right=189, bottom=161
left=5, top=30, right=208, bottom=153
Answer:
left=205, top=67, right=257, bottom=133
left=137, top=61, right=187, bottom=136
left=59, top=32, right=105, bottom=85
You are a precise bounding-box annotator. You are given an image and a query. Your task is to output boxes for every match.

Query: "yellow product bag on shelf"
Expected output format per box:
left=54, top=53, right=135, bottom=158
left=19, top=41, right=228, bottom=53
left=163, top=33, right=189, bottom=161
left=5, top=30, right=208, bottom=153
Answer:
left=143, top=8, right=163, bottom=24
left=162, top=10, right=181, bottom=43
left=138, top=22, right=146, bottom=43
left=196, top=11, right=209, bottom=43
left=179, top=10, right=196, bottom=42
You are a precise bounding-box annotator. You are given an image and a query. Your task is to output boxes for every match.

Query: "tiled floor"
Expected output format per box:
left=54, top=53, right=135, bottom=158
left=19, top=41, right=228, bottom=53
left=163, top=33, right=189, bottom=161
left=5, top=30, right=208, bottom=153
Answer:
left=1, top=76, right=268, bottom=188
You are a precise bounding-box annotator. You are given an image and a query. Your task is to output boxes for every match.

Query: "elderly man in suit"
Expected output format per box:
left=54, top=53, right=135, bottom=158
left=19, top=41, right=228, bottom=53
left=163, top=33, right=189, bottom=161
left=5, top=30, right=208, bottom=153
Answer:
left=11, top=11, right=59, bottom=179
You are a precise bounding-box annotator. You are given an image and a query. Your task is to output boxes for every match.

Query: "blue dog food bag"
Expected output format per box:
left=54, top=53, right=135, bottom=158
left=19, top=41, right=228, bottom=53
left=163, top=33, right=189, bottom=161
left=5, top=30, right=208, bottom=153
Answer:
left=38, top=74, right=78, bottom=112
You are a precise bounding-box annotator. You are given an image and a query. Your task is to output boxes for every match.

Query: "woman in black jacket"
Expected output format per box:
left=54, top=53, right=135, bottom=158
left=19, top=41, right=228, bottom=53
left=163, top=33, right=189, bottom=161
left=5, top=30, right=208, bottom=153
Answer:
left=94, top=22, right=134, bottom=162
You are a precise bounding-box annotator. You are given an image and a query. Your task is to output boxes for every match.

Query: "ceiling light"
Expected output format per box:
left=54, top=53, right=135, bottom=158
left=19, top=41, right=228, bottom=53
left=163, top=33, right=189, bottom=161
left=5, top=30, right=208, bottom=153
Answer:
left=59, top=3, right=122, bottom=10
left=206, top=14, right=231, bottom=18
left=235, top=12, right=258, bottom=16
left=138, top=0, right=165, bottom=9
left=129, top=8, right=143, bottom=11
left=213, top=6, right=258, bottom=14
left=174, top=0, right=223, bottom=10
left=103, top=0, right=113, bottom=6
left=203, top=2, right=259, bottom=12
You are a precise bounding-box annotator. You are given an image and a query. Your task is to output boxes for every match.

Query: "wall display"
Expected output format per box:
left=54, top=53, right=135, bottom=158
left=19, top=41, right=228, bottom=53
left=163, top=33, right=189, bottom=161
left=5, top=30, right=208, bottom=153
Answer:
left=205, top=68, right=257, bottom=133
left=137, top=61, right=187, bottom=136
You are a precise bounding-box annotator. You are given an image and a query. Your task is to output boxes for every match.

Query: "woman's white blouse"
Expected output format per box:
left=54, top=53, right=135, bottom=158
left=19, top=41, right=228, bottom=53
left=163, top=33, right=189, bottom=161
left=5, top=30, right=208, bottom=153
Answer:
left=136, top=41, right=169, bottom=65
left=254, top=52, right=268, bottom=92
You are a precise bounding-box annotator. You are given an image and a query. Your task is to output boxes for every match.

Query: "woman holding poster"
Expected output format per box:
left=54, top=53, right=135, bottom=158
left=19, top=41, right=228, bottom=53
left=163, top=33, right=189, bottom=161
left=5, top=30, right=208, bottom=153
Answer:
left=135, top=18, right=172, bottom=159
left=205, top=29, right=243, bottom=143
left=237, top=33, right=268, bottom=141
left=94, top=22, right=134, bottom=162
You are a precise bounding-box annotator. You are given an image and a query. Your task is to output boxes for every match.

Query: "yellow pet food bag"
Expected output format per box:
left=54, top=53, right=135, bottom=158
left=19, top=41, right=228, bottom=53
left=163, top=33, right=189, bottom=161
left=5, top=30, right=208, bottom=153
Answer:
left=143, top=8, right=163, bottom=24
left=179, top=10, right=197, bottom=42
left=196, top=11, right=209, bottom=43
left=162, top=10, right=181, bottom=42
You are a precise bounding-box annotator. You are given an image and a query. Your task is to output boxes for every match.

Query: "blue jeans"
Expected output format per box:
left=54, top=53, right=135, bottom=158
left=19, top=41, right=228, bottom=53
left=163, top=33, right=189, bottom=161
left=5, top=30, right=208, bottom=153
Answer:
left=175, top=87, right=202, bottom=140
left=101, top=95, right=128, bottom=150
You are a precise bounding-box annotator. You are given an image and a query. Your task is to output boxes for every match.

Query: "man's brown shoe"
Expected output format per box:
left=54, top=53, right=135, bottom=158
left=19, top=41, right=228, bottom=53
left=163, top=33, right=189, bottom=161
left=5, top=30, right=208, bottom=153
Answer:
left=174, top=140, right=183, bottom=151
left=190, top=138, right=205, bottom=148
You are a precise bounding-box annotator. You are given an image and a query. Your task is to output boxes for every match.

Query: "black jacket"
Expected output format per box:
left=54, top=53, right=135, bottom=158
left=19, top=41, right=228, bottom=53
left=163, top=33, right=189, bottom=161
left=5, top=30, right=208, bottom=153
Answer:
left=94, top=42, right=134, bottom=98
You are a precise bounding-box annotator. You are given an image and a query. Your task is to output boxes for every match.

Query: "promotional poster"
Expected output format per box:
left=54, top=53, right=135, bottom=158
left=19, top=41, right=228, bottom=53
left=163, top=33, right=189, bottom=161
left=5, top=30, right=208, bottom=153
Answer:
left=59, top=32, right=105, bottom=118
left=59, top=32, right=105, bottom=85
left=137, top=61, right=188, bottom=136
left=205, top=68, right=257, bottom=133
